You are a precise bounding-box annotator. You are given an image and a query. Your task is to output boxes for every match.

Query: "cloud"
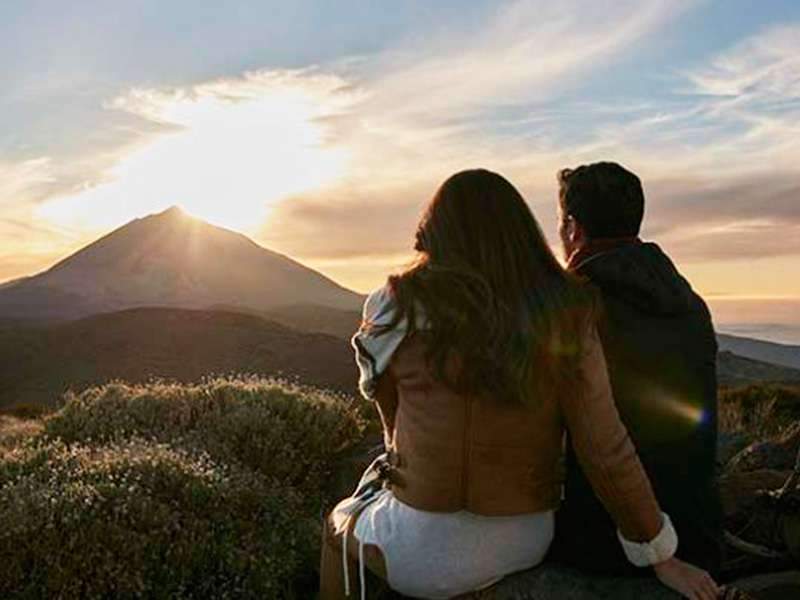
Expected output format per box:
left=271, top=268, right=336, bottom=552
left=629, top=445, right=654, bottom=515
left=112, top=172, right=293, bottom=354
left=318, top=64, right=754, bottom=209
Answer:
left=340, top=0, right=697, bottom=166
left=686, top=24, right=800, bottom=100
left=0, top=158, right=55, bottom=206
left=6, top=0, right=800, bottom=294
left=645, top=173, right=800, bottom=261
left=258, top=0, right=699, bottom=262
left=2, top=1, right=693, bottom=276
left=513, top=23, right=800, bottom=269
left=33, top=70, right=360, bottom=233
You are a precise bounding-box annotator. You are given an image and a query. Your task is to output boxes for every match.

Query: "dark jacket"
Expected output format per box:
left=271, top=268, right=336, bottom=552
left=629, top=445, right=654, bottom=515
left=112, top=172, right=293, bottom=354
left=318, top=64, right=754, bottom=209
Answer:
left=551, top=240, right=722, bottom=576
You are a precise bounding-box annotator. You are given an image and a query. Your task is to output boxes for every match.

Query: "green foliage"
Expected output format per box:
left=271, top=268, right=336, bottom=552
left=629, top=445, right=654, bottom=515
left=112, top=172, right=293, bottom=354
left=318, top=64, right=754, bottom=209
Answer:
left=0, top=377, right=368, bottom=599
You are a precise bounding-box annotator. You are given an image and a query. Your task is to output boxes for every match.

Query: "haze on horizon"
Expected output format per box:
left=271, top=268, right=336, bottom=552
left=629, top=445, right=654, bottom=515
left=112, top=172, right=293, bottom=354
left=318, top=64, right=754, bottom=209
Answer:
left=2, top=1, right=799, bottom=340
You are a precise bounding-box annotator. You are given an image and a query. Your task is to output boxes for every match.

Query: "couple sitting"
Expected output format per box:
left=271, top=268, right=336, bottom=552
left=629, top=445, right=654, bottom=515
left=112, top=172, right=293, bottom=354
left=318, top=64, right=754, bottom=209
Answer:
left=321, top=163, right=722, bottom=600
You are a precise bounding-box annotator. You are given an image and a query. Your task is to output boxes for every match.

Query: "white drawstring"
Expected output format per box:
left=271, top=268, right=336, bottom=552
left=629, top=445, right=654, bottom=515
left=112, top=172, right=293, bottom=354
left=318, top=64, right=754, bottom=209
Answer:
left=337, top=453, right=389, bottom=598
left=340, top=495, right=383, bottom=598
left=340, top=513, right=369, bottom=599
left=358, top=536, right=367, bottom=600
left=342, top=514, right=352, bottom=596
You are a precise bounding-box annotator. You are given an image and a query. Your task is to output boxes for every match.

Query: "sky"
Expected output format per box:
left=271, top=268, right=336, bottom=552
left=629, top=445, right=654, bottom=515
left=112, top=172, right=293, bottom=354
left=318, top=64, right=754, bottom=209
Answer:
left=2, top=1, right=800, bottom=341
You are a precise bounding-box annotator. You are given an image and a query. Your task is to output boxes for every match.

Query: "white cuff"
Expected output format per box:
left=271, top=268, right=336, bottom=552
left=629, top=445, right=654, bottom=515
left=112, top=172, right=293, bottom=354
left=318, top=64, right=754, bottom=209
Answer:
left=617, top=512, right=678, bottom=567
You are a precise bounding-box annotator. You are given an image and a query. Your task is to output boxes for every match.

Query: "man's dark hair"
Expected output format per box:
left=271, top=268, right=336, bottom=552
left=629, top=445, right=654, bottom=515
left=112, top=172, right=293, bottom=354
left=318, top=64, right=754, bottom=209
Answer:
left=558, top=162, right=645, bottom=239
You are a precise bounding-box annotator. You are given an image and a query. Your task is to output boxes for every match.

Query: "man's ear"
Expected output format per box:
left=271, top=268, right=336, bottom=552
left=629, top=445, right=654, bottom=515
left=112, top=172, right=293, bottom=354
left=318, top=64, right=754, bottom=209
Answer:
left=566, top=215, right=580, bottom=242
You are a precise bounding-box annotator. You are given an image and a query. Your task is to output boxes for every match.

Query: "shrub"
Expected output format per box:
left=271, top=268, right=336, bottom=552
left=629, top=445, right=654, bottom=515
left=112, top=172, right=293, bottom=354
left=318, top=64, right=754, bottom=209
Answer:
left=0, top=376, right=369, bottom=598
left=44, top=377, right=367, bottom=508
left=0, top=415, right=43, bottom=453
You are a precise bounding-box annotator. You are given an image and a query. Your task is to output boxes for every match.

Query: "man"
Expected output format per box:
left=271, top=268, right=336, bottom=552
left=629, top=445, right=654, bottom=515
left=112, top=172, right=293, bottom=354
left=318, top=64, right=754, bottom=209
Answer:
left=549, top=162, right=723, bottom=577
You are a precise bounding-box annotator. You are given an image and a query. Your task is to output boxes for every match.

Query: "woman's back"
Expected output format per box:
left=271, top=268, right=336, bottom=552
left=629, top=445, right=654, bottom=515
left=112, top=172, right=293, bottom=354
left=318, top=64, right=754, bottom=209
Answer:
left=385, top=329, right=564, bottom=515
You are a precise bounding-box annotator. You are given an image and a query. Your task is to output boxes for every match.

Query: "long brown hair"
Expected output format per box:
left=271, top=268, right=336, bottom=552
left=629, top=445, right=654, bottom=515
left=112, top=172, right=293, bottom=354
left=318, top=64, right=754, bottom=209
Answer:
left=379, top=168, right=591, bottom=404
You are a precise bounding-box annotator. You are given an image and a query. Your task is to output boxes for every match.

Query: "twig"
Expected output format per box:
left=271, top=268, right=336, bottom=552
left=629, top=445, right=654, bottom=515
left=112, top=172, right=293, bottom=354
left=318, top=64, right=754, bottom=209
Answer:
left=723, top=531, right=788, bottom=560
left=777, top=446, right=800, bottom=499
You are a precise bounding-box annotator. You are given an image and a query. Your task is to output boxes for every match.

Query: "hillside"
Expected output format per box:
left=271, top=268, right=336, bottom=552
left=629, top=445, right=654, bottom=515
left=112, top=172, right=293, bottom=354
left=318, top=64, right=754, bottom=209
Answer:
left=718, top=333, right=800, bottom=371
left=210, top=302, right=362, bottom=340
left=717, top=350, right=800, bottom=387
left=0, top=307, right=357, bottom=409
left=2, top=305, right=799, bottom=412
left=0, top=206, right=363, bottom=320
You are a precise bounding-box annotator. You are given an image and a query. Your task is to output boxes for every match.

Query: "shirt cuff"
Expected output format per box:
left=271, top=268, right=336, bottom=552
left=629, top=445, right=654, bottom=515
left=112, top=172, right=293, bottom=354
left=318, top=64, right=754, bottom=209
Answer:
left=617, top=512, right=678, bottom=567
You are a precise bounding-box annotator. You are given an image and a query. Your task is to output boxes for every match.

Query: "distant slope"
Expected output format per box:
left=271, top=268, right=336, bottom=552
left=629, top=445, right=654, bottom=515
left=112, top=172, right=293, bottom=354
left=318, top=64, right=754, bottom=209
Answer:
left=0, top=307, right=357, bottom=409
left=717, top=350, right=800, bottom=387
left=0, top=206, right=362, bottom=320
left=718, top=333, right=800, bottom=370
left=210, top=303, right=362, bottom=340
left=3, top=304, right=797, bottom=409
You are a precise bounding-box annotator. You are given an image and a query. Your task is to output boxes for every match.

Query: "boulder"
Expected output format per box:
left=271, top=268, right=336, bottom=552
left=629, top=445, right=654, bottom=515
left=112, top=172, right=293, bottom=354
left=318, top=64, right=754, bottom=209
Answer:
left=469, top=564, right=680, bottom=599
left=729, top=570, right=800, bottom=600
left=784, top=514, right=800, bottom=562
left=720, top=469, right=790, bottom=521
left=728, top=423, right=800, bottom=473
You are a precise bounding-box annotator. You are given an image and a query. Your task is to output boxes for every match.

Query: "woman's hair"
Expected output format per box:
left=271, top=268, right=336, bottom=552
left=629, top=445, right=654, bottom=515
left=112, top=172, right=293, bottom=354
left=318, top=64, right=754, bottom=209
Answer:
left=378, top=168, right=591, bottom=404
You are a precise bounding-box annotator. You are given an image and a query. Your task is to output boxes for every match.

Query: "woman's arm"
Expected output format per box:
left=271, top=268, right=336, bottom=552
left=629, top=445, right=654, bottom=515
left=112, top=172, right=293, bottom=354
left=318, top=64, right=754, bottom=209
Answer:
left=560, top=312, right=720, bottom=598
left=559, top=315, right=665, bottom=548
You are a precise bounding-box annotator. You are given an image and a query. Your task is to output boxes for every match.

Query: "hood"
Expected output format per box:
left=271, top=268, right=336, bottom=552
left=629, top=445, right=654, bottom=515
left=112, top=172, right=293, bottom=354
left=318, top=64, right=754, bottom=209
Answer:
left=574, top=242, right=700, bottom=317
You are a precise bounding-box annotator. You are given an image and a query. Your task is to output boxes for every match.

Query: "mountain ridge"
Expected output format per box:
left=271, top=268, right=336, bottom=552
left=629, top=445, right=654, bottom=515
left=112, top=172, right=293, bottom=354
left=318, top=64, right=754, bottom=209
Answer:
left=717, top=333, right=800, bottom=371
left=0, top=306, right=357, bottom=409
left=0, top=206, right=363, bottom=320
left=1, top=305, right=798, bottom=411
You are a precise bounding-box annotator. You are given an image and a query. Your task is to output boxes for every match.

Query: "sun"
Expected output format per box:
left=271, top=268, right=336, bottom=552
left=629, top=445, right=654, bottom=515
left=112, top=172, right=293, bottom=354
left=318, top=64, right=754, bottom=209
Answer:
left=36, top=72, right=352, bottom=233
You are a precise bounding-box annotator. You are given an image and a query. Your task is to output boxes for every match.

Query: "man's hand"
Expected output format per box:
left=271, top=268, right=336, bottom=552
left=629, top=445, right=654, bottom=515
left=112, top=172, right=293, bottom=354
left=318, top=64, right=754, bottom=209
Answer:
left=653, top=557, right=720, bottom=600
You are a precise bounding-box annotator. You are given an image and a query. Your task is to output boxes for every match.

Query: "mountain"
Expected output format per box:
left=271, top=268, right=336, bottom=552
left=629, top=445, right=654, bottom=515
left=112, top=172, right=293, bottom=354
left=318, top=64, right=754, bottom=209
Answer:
left=0, top=307, right=357, bottom=410
left=210, top=303, right=362, bottom=340
left=716, top=350, right=800, bottom=387
left=718, top=333, right=800, bottom=371
left=0, top=206, right=363, bottom=320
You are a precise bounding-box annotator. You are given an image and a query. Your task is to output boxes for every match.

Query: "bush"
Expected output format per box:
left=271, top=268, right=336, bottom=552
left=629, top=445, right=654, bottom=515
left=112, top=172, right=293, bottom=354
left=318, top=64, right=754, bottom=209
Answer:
left=0, top=377, right=368, bottom=598
left=45, top=377, right=367, bottom=506
left=0, top=415, right=44, bottom=452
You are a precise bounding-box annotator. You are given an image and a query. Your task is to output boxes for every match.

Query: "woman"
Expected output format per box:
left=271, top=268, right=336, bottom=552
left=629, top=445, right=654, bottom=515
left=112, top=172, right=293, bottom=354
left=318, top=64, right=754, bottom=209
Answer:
left=320, top=169, right=719, bottom=600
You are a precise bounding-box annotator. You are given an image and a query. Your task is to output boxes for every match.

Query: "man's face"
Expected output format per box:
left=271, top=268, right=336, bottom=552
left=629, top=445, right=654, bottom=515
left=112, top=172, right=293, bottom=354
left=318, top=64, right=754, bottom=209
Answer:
left=557, top=201, right=577, bottom=261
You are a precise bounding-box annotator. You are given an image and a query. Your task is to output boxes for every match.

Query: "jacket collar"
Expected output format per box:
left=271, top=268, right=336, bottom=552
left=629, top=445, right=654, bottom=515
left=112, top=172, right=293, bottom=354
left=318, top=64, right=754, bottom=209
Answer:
left=566, top=236, right=642, bottom=272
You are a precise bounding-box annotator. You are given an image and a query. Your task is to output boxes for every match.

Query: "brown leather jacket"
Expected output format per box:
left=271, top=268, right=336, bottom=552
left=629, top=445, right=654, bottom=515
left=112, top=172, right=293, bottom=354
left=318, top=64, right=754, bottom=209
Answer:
left=371, top=308, right=664, bottom=544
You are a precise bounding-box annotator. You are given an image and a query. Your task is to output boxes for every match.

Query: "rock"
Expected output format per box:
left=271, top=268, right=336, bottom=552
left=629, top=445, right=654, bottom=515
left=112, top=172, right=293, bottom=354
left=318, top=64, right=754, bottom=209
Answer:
left=728, top=424, right=800, bottom=473
left=783, top=514, right=800, bottom=562
left=433, top=566, right=800, bottom=600
left=472, top=564, right=681, bottom=599
left=720, top=469, right=790, bottom=521
left=728, top=570, right=800, bottom=600
left=720, top=469, right=800, bottom=557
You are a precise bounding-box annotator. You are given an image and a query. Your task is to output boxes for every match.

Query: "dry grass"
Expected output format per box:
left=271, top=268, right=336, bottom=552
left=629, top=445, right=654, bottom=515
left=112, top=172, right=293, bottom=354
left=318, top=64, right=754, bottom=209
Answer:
left=719, top=384, right=800, bottom=441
